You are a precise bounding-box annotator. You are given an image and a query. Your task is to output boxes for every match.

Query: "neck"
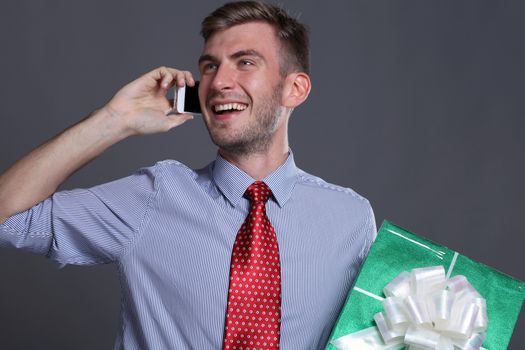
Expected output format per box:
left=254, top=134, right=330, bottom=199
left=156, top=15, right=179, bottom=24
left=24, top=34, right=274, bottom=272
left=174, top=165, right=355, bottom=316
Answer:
left=219, top=127, right=289, bottom=180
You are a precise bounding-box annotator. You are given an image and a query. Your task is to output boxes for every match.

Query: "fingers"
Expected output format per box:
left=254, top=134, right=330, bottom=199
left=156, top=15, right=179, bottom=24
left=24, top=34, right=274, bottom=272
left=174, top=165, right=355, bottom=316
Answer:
left=165, top=113, right=194, bottom=130
left=153, top=66, right=195, bottom=91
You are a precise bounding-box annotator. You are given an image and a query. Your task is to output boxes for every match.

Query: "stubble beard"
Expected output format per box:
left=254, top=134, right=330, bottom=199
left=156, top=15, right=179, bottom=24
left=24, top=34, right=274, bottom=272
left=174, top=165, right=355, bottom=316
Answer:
left=206, top=81, right=284, bottom=156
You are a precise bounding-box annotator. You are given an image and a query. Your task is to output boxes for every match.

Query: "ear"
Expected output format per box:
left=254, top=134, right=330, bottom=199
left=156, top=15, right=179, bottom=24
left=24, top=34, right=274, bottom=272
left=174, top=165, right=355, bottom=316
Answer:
left=281, top=72, right=311, bottom=109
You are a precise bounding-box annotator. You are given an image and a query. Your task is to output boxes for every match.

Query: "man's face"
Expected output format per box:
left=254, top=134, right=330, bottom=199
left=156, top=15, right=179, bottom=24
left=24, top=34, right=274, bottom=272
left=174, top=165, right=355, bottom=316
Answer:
left=198, top=22, right=286, bottom=156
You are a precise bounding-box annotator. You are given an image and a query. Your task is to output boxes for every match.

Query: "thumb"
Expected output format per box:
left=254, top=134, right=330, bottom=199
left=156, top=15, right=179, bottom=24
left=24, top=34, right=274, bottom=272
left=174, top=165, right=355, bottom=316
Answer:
left=165, top=113, right=194, bottom=130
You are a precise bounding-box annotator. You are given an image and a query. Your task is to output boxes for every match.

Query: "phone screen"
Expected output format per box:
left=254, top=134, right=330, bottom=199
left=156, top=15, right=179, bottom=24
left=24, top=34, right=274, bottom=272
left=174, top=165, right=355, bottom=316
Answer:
left=183, top=82, right=201, bottom=114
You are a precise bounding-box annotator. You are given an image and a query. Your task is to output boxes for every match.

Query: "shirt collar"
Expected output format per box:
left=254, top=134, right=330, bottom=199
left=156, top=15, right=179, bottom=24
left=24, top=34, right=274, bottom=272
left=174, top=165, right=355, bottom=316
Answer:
left=212, top=151, right=298, bottom=208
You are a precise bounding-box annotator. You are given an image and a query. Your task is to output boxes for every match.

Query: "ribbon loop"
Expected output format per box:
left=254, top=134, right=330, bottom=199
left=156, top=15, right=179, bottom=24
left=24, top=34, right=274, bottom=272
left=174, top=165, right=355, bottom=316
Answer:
left=404, top=325, right=440, bottom=348
left=376, top=266, right=488, bottom=350
left=411, top=266, right=446, bottom=296
left=383, top=297, right=409, bottom=326
left=332, top=266, right=488, bottom=350
left=384, top=271, right=412, bottom=298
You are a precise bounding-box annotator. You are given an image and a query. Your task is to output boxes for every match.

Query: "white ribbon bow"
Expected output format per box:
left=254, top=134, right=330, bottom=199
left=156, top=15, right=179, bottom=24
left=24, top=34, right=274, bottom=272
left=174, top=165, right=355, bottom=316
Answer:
left=332, top=266, right=488, bottom=350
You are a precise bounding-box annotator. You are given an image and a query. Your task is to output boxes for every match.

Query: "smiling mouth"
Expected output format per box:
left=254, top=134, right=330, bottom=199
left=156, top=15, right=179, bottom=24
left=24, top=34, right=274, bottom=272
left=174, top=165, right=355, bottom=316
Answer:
left=212, top=103, right=248, bottom=115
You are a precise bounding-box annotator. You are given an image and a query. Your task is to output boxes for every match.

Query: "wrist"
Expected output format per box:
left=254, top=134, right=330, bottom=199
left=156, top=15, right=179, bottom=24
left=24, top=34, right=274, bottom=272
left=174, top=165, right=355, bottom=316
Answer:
left=97, top=105, right=137, bottom=139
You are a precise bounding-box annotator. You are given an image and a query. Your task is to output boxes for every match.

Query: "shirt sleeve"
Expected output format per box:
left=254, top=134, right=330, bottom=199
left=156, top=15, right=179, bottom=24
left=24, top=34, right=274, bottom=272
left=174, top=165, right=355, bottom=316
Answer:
left=0, top=165, right=158, bottom=266
left=357, top=202, right=377, bottom=263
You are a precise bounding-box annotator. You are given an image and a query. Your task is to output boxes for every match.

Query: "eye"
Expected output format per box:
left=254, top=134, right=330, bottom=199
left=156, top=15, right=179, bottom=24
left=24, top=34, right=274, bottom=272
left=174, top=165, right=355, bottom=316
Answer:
left=239, top=59, right=255, bottom=68
left=201, top=62, right=218, bottom=73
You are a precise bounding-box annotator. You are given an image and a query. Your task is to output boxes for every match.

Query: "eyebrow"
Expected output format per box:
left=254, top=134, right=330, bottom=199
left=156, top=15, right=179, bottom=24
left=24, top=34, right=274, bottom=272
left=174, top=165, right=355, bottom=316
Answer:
left=231, top=49, right=265, bottom=61
left=198, top=49, right=266, bottom=65
left=198, top=54, right=216, bottom=65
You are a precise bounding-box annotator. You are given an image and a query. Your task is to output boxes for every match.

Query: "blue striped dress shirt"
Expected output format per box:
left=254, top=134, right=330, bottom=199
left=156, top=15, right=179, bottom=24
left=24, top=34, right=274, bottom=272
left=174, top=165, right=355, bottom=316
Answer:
left=0, top=152, right=376, bottom=349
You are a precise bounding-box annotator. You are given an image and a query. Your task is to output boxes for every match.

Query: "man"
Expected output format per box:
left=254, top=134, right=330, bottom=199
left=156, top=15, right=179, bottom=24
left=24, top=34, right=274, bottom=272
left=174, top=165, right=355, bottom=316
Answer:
left=0, top=1, right=375, bottom=349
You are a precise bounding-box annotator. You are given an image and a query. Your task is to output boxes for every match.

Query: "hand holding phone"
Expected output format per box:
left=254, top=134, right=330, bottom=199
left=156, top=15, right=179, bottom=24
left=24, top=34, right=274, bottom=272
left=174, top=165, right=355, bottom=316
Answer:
left=175, top=82, right=201, bottom=114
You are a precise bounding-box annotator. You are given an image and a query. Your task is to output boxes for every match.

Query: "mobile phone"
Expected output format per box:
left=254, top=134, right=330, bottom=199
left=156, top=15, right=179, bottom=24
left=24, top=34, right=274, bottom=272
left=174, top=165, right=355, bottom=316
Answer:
left=175, top=81, right=201, bottom=114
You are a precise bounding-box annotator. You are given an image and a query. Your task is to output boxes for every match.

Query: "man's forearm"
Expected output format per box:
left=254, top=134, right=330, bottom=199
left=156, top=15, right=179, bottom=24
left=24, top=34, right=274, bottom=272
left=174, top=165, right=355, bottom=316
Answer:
left=0, top=107, right=130, bottom=223
left=0, top=66, right=194, bottom=224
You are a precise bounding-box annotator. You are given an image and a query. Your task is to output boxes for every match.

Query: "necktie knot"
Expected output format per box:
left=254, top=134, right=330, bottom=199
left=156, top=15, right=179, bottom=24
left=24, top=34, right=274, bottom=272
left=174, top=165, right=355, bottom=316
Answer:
left=245, top=181, right=272, bottom=204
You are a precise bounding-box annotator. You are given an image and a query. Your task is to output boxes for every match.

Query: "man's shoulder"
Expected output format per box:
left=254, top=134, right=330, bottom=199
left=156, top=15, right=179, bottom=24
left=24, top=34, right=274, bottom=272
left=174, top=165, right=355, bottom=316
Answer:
left=142, top=158, right=216, bottom=191
left=295, top=168, right=371, bottom=205
left=103, top=159, right=206, bottom=193
left=151, top=159, right=194, bottom=172
left=294, top=168, right=375, bottom=232
left=145, top=159, right=202, bottom=179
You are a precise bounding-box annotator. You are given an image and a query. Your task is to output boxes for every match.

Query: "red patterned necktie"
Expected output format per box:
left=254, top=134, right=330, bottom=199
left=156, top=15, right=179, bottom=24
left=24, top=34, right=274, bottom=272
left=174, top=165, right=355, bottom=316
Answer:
left=223, top=181, right=282, bottom=350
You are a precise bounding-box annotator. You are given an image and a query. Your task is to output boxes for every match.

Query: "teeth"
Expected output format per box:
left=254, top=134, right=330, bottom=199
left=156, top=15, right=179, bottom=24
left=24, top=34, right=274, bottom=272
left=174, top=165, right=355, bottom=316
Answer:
left=214, top=103, right=247, bottom=112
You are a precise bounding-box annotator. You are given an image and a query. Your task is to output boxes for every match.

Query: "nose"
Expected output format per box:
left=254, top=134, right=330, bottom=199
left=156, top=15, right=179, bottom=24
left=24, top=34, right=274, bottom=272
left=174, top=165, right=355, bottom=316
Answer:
left=210, top=64, right=236, bottom=92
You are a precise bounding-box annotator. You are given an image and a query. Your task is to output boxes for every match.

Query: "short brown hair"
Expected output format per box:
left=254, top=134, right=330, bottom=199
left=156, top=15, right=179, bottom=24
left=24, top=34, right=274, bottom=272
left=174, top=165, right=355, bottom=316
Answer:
left=201, top=1, right=310, bottom=75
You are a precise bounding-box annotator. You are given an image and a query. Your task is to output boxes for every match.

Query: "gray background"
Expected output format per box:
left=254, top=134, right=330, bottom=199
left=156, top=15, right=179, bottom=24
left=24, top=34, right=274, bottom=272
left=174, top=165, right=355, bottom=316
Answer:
left=0, top=0, right=523, bottom=348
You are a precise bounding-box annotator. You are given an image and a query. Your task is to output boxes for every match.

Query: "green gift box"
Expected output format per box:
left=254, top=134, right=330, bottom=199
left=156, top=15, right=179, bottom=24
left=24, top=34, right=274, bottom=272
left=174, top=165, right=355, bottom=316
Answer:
left=326, top=220, right=525, bottom=350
